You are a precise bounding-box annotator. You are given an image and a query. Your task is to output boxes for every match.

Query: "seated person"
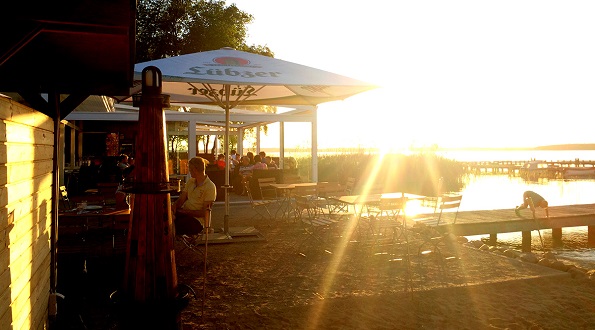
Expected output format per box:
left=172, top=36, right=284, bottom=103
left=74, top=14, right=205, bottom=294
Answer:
left=252, top=155, right=267, bottom=170
left=172, top=157, right=217, bottom=233
left=238, top=156, right=254, bottom=178
left=264, top=156, right=278, bottom=169
left=117, top=154, right=130, bottom=170
left=283, top=156, right=298, bottom=170
left=237, top=156, right=254, bottom=195
left=216, top=153, right=226, bottom=170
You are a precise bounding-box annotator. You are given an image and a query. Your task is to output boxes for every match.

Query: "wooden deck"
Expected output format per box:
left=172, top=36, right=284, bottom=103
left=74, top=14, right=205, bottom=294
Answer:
left=434, top=203, right=595, bottom=251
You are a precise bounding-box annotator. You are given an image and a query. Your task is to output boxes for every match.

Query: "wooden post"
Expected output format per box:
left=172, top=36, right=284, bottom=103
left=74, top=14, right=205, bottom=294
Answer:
left=552, top=227, right=563, bottom=247
left=521, top=231, right=532, bottom=252
left=488, top=233, right=497, bottom=245
left=120, top=67, right=180, bottom=329
left=588, top=226, right=595, bottom=247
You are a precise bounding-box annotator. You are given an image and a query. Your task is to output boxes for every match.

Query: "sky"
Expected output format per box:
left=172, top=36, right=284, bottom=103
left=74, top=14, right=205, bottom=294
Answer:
left=230, top=0, right=595, bottom=150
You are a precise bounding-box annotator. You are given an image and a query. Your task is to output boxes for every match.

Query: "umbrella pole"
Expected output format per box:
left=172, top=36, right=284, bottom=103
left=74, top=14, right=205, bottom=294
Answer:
left=224, top=86, right=231, bottom=236
left=202, top=222, right=209, bottom=322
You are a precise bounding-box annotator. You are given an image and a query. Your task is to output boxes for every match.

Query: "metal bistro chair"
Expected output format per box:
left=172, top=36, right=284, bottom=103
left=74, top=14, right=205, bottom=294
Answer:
left=294, top=185, right=338, bottom=250
left=244, top=181, right=277, bottom=222
left=368, top=196, right=408, bottom=246
left=257, top=177, right=278, bottom=201
left=174, top=201, right=214, bottom=260
left=412, top=194, right=463, bottom=260
left=173, top=201, right=215, bottom=311
left=317, top=182, right=354, bottom=220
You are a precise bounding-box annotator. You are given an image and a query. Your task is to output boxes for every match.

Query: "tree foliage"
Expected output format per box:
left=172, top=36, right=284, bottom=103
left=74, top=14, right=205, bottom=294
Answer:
left=137, top=0, right=276, bottom=159
left=136, top=0, right=273, bottom=62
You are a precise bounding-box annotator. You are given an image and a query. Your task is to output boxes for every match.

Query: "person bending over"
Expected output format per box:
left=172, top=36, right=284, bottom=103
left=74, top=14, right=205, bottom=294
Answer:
left=172, top=157, right=217, bottom=233
left=515, top=190, right=549, bottom=218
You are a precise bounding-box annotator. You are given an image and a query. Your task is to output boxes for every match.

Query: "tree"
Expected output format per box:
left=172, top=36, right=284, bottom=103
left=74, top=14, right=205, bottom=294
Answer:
left=136, top=0, right=273, bottom=62
left=136, top=0, right=276, bottom=158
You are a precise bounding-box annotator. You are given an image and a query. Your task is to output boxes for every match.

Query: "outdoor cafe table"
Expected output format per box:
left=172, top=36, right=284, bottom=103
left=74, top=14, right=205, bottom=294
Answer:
left=331, top=192, right=426, bottom=208
left=328, top=192, right=427, bottom=238
left=58, top=206, right=131, bottom=253
left=269, top=182, right=319, bottom=220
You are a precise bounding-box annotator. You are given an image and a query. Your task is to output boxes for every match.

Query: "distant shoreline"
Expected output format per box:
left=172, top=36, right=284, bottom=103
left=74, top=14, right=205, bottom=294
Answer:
left=446, top=144, right=595, bottom=151
left=259, top=144, right=595, bottom=154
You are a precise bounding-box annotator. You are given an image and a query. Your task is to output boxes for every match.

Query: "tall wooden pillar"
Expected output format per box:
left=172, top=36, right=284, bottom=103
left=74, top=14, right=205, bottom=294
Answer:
left=121, top=66, right=179, bottom=328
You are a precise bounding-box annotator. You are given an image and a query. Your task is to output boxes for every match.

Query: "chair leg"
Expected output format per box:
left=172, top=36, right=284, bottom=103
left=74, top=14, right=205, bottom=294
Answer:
left=176, top=234, right=206, bottom=264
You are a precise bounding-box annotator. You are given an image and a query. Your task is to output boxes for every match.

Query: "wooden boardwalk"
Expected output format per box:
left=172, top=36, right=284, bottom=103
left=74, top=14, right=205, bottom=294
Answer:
left=435, top=203, right=595, bottom=252
left=462, top=159, right=595, bottom=178
left=221, top=193, right=595, bottom=252
left=461, top=160, right=524, bottom=174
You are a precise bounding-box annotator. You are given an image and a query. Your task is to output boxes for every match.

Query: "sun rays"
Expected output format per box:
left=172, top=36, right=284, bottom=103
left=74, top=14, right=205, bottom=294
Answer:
left=304, top=153, right=463, bottom=327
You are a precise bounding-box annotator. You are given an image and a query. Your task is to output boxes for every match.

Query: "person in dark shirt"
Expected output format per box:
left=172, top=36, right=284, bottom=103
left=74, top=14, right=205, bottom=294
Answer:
left=515, top=190, right=549, bottom=218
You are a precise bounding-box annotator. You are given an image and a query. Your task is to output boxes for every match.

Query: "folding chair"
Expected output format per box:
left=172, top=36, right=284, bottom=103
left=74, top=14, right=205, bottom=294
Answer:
left=292, top=185, right=324, bottom=221
left=412, top=194, right=462, bottom=259
left=317, top=182, right=353, bottom=219
left=244, top=181, right=277, bottom=221
left=294, top=185, right=338, bottom=247
left=174, top=201, right=214, bottom=259
left=174, top=202, right=214, bottom=313
left=368, top=196, right=407, bottom=245
left=344, top=177, right=356, bottom=195
left=257, top=177, right=278, bottom=201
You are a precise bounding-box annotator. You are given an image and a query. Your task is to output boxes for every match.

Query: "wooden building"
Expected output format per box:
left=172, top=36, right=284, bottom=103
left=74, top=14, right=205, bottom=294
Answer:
left=0, top=1, right=136, bottom=328
left=0, top=96, right=54, bottom=329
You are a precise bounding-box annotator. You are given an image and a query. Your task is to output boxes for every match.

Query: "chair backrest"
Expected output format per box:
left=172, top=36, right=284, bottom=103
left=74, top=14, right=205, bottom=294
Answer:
left=378, top=196, right=407, bottom=212
left=376, top=196, right=407, bottom=219
left=345, top=177, right=356, bottom=195
left=317, top=182, right=344, bottom=198
left=292, top=185, right=318, bottom=212
left=437, top=194, right=463, bottom=225
left=204, top=201, right=214, bottom=228
left=293, top=185, right=318, bottom=197
left=426, top=177, right=444, bottom=212
left=258, top=177, right=277, bottom=200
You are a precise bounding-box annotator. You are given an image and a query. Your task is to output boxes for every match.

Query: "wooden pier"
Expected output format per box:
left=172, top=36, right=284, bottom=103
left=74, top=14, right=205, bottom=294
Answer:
left=461, top=160, right=525, bottom=175
left=462, top=159, right=595, bottom=179
left=434, top=203, right=595, bottom=252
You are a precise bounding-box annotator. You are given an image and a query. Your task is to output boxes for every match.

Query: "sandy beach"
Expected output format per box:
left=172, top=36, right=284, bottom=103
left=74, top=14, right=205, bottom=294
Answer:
left=53, top=200, right=595, bottom=329
left=174, top=202, right=595, bottom=329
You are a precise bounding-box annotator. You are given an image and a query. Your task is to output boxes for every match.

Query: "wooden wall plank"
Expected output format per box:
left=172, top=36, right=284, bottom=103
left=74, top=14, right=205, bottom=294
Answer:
left=0, top=144, right=54, bottom=164
left=0, top=96, right=53, bottom=131
left=0, top=160, right=54, bottom=188
left=0, top=175, right=53, bottom=209
left=0, top=96, right=53, bottom=329
left=7, top=192, right=52, bottom=254
left=0, top=120, right=54, bottom=145
left=12, top=254, right=50, bottom=330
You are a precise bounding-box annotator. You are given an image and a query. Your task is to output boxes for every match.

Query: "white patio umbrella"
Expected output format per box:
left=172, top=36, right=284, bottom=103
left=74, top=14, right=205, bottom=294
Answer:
left=132, top=47, right=377, bottom=234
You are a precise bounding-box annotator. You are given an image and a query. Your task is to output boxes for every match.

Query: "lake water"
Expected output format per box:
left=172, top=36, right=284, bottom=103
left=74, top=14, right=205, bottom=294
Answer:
left=439, top=149, right=595, bottom=270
